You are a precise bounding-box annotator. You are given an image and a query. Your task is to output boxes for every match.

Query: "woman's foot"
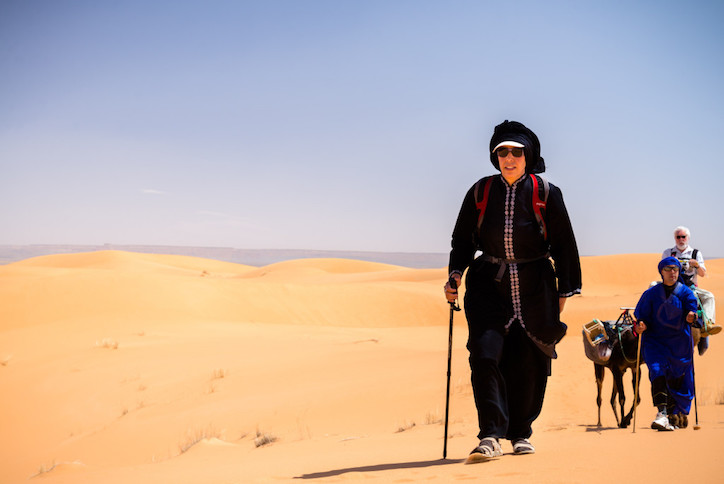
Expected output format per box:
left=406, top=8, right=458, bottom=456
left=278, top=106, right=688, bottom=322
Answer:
left=512, top=438, right=535, bottom=455
left=465, top=437, right=502, bottom=464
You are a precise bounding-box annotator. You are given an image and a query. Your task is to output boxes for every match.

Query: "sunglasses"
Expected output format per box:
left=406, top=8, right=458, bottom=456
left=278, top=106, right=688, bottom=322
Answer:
left=676, top=235, right=688, bottom=239
left=662, top=266, right=680, bottom=272
left=496, top=147, right=524, bottom=158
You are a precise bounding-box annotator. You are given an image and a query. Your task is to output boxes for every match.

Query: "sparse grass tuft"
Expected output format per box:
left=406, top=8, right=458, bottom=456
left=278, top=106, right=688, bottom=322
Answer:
left=178, top=425, right=221, bottom=454
left=716, top=386, right=724, bottom=405
left=425, top=411, right=442, bottom=425
left=33, top=460, right=58, bottom=477
left=254, top=429, right=278, bottom=447
left=395, top=421, right=416, bottom=433
left=31, top=460, right=85, bottom=478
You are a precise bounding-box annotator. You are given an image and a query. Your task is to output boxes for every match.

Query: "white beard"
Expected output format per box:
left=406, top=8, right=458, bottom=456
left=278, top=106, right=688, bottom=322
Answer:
left=676, top=242, right=688, bottom=251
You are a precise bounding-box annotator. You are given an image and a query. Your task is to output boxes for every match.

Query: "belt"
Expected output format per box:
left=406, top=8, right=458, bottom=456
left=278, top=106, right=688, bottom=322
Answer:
left=479, top=252, right=551, bottom=282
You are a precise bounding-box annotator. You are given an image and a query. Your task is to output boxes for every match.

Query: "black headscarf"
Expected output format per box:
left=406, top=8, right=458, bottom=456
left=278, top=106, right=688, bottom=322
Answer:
left=488, top=120, right=546, bottom=174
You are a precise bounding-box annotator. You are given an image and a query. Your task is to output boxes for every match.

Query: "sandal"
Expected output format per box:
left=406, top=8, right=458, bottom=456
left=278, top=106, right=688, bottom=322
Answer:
left=512, top=438, right=535, bottom=455
left=465, top=437, right=502, bottom=464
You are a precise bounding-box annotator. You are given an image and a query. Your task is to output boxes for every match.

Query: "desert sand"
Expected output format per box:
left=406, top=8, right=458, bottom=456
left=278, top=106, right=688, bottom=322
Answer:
left=1, top=251, right=722, bottom=483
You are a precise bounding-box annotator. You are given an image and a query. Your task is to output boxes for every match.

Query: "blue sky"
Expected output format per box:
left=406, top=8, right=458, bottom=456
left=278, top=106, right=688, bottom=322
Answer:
left=1, top=0, right=723, bottom=257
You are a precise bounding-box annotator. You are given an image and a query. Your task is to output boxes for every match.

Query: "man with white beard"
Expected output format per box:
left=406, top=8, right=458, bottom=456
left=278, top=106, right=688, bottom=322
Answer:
left=662, top=226, right=720, bottom=354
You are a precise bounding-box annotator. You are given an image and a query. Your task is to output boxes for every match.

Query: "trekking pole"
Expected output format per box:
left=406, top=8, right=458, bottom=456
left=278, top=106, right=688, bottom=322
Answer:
left=443, top=277, right=460, bottom=459
left=632, top=326, right=643, bottom=434
left=692, top=332, right=701, bottom=430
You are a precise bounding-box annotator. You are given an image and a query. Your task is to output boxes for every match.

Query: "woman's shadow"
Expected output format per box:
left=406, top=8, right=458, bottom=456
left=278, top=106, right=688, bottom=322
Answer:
left=294, top=458, right=465, bottom=479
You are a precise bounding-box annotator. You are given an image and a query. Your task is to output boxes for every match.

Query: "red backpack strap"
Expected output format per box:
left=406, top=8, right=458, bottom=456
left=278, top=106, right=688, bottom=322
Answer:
left=530, top=174, right=549, bottom=240
left=474, top=176, right=494, bottom=232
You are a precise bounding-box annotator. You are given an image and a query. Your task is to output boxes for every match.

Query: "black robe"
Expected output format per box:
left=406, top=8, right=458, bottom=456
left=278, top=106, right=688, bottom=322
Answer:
left=448, top=174, right=582, bottom=357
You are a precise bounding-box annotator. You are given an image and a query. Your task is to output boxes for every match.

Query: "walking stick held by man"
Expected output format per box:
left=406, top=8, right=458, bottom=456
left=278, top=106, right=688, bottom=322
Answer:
left=444, top=276, right=461, bottom=459
left=633, top=322, right=643, bottom=433
left=692, top=331, right=701, bottom=430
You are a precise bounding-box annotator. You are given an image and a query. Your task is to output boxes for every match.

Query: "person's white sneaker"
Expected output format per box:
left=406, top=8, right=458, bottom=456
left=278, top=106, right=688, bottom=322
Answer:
left=651, top=411, right=674, bottom=431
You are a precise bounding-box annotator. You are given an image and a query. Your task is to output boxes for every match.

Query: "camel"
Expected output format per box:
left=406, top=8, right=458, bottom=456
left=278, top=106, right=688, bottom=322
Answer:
left=584, top=308, right=642, bottom=428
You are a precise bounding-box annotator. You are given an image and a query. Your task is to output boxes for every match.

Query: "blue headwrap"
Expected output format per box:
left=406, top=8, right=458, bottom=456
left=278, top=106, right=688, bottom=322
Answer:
left=658, top=256, right=681, bottom=275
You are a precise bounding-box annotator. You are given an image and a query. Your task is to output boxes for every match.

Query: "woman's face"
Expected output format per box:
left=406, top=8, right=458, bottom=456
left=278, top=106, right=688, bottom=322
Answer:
left=496, top=147, right=526, bottom=183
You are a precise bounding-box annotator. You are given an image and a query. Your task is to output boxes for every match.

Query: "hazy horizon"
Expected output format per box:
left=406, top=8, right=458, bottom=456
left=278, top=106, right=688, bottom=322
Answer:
left=2, top=243, right=721, bottom=271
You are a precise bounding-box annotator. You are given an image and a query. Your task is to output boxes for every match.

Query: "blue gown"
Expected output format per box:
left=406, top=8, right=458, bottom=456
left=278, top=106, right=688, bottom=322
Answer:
left=634, top=282, right=698, bottom=414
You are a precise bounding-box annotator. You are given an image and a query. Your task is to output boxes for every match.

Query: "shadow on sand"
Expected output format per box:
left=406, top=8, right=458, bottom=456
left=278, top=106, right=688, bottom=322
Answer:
left=294, top=458, right=465, bottom=479
left=582, top=424, right=623, bottom=432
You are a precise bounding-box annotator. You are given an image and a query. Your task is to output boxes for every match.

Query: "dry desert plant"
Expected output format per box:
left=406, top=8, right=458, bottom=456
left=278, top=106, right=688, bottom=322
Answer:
left=207, top=369, right=227, bottom=392
left=31, top=460, right=85, bottom=478
left=33, top=460, right=58, bottom=477
left=178, top=425, right=221, bottom=454
left=395, top=421, right=416, bottom=433
left=716, top=386, right=724, bottom=405
left=425, top=411, right=442, bottom=425
left=254, top=429, right=278, bottom=447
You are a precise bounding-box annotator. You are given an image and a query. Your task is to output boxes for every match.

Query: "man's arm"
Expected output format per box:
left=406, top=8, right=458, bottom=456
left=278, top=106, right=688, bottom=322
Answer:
left=691, top=251, right=707, bottom=278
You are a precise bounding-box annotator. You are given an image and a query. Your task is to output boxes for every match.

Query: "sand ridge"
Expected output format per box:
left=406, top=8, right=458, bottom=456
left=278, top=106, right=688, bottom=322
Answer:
left=1, top=250, right=722, bottom=483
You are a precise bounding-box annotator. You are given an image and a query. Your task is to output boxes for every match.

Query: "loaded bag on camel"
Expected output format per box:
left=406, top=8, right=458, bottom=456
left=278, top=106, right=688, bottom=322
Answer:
left=582, top=319, right=613, bottom=365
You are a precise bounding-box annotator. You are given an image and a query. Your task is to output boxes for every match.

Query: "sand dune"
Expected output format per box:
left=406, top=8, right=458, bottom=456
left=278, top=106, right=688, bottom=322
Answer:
left=1, top=251, right=722, bottom=483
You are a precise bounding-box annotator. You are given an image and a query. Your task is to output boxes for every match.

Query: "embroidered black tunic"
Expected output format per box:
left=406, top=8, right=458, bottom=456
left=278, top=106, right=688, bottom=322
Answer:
left=449, top=173, right=582, bottom=358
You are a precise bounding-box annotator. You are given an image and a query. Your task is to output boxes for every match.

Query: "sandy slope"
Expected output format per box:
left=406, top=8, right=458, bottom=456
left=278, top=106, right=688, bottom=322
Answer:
left=1, top=251, right=722, bottom=483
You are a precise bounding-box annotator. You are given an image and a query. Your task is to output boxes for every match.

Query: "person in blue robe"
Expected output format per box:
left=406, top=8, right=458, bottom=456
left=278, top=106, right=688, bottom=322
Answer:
left=634, top=256, right=697, bottom=431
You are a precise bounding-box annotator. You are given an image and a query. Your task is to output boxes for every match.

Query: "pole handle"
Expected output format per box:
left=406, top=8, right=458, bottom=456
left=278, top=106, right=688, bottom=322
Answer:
left=448, top=276, right=461, bottom=311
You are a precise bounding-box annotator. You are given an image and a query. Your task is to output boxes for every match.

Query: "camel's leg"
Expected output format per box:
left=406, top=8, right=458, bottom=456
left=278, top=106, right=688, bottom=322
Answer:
left=614, top=368, right=628, bottom=428
left=610, top=368, right=623, bottom=427
left=621, top=366, right=641, bottom=428
left=595, top=364, right=605, bottom=427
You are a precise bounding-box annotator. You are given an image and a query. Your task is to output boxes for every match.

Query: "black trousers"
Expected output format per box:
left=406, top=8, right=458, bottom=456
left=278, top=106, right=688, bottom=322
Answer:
left=468, top=322, right=550, bottom=441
